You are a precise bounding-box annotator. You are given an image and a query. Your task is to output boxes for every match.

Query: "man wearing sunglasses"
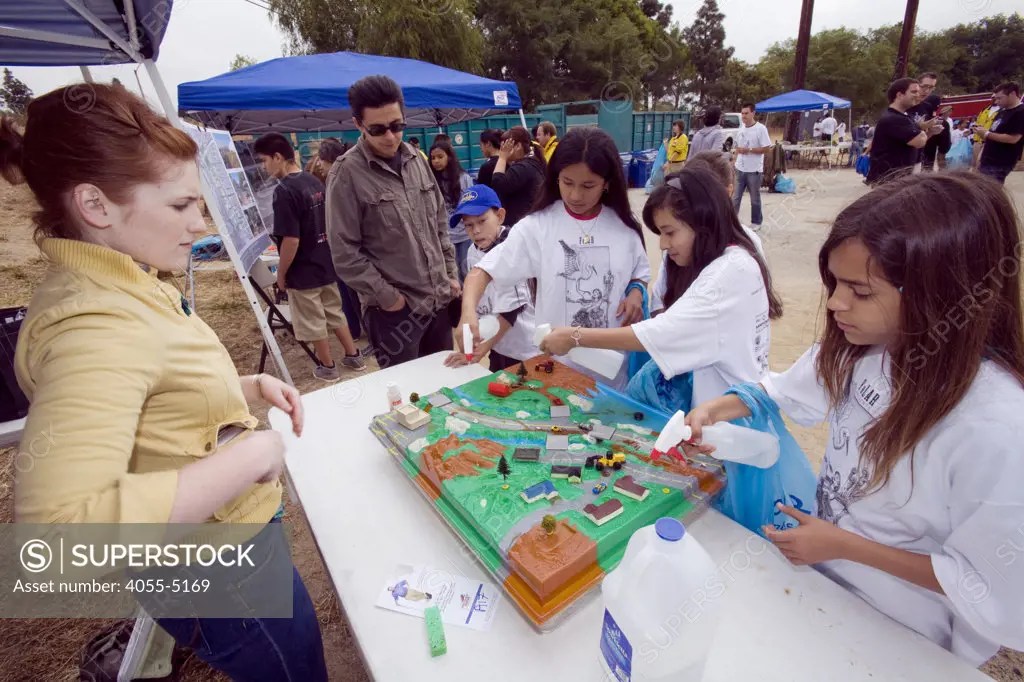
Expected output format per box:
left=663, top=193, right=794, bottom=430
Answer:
left=327, top=75, right=460, bottom=369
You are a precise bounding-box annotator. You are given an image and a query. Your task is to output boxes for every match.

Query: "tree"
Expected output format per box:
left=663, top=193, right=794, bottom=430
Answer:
left=497, top=455, right=511, bottom=481
left=230, top=54, right=258, bottom=71
left=266, top=0, right=483, bottom=73
left=541, top=514, right=557, bottom=535
left=478, top=0, right=674, bottom=111
left=0, top=68, right=33, bottom=117
left=682, top=0, right=733, bottom=106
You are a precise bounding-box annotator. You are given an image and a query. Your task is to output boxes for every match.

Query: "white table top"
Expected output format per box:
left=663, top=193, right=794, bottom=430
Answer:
left=270, top=353, right=989, bottom=682
left=0, top=417, right=25, bottom=449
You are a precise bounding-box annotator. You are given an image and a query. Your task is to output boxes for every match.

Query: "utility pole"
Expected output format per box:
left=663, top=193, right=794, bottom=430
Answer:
left=787, top=0, right=814, bottom=143
left=893, top=0, right=919, bottom=80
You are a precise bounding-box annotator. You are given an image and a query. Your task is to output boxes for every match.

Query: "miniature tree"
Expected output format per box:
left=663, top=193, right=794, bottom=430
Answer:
left=541, top=514, right=557, bottom=536
left=410, top=392, right=420, bottom=403
left=497, top=455, right=511, bottom=481
left=517, top=361, right=528, bottom=381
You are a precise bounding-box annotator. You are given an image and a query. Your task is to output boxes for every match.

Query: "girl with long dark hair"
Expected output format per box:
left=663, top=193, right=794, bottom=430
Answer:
left=460, top=127, right=649, bottom=389
left=490, top=126, right=545, bottom=227
left=539, top=166, right=782, bottom=408
left=685, top=172, right=1024, bottom=665
left=430, top=140, right=473, bottom=279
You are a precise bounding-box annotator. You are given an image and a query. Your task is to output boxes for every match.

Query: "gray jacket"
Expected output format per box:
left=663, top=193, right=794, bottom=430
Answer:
left=326, top=138, right=457, bottom=314
left=689, top=124, right=725, bottom=155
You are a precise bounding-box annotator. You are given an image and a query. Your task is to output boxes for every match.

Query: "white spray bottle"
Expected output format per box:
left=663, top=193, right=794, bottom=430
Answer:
left=533, top=323, right=625, bottom=380
left=655, top=410, right=779, bottom=468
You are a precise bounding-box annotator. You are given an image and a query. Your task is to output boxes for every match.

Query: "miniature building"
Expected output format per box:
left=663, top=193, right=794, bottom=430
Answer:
left=583, top=499, right=624, bottom=526
left=550, top=465, right=582, bottom=479
left=488, top=382, right=511, bottom=398
left=521, top=480, right=559, bottom=504
left=513, top=447, right=541, bottom=463
left=613, top=475, right=650, bottom=502
left=427, top=393, right=453, bottom=408
left=395, top=404, right=430, bottom=430
left=550, top=405, right=571, bottom=419
left=590, top=424, right=616, bottom=441
left=546, top=434, right=569, bottom=450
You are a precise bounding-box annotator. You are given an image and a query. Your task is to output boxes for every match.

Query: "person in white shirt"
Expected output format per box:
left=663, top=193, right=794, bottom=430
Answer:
left=460, top=128, right=650, bottom=390
left=651, top=150, right=764, bottom=315
left=683, top=172, right=1024, bottom=666
left=539, top=165, right=782, bottom=409
left=442, top=184, right=537, bottom=371
left=820, top=112, right=838, bottom=141
left=732, top=103, right=773, bottom=229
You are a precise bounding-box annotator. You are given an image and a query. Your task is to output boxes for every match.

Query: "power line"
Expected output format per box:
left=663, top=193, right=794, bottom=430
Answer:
left=238, top=0, right=274, bottom=14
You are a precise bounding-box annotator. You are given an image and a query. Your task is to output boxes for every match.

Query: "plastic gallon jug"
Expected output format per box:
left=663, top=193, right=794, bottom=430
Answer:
left=533, top=323, right=625, bottom=380
left=599, top=518, right=722, bottom=681
left=655, top=410, right=780, bottom=469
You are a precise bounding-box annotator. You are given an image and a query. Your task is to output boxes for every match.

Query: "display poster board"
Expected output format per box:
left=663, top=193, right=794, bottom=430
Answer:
left=183, top=124, right=273, bottom=273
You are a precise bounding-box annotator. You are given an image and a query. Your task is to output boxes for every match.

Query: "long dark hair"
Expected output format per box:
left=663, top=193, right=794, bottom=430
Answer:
left=533, top=127, right=643, bottom=244
left=816, top=171, right=1024, bottom=493
left=429, top=140, right=465, bottom=208
left=643, top=166, right=782, bottom=315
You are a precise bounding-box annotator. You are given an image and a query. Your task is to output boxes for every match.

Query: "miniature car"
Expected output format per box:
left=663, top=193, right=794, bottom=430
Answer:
left=595, top=451, right=626, bottom=472
left=592, top=482, right=608, bottom=494
left=535, top=360, right=555, bottom=374
left=551, top=426, right=562, bottom=433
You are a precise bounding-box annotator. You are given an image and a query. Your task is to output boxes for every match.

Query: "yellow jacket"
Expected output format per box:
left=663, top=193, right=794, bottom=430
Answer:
left=667, top=134, right=689, bottom=163
left=543, top=136, right=559, bottom=162
left=974, top=106, right=998, bottom=143
left=14, top=239, right=282, bottom=525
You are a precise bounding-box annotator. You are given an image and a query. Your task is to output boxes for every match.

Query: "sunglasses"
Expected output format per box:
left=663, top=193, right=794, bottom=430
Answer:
left=364, top=121, right=407, bottom=137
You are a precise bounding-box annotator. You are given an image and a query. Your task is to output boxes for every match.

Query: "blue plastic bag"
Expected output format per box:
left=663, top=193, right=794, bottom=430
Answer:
left=946, top=138, right=971, bottom=169
left=712, top=382, right=818, bottom=536
left=626, top=358, right=693, bottom=415
left=645, top=142, right=668, bottom=194
left=855, top=153, right=870, bottom=178
left=625, top=283, right=652, bottom=380
left=775, top=174, right=796, bottom=194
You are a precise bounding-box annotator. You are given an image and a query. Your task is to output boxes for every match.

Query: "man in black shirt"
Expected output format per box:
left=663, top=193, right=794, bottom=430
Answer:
left=978, top=82, right=1024, bottom=185
left=476, top=128, right=503, bottom=186
left=867, top=78, right=934, bottom=185
left=254, top=133, right=366, bottom=380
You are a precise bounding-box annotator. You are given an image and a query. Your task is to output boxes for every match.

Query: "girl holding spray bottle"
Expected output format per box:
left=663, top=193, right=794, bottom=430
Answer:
left=684, top=172, right=1024, bottom=665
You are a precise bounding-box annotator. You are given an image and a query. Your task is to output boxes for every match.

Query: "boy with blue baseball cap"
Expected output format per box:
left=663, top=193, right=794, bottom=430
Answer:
left=444, top=185, right=538, bottom=371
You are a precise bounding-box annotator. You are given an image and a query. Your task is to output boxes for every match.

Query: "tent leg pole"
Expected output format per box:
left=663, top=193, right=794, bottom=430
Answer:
left=518, top=109, right=528, bottom=129
left=143, top=58, right=179, bottom=126
left=79, top=65, right=93, bottom=83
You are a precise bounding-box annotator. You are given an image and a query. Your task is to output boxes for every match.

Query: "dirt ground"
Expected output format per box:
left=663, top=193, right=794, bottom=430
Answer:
left=1, top=167, right=1023, bottom=681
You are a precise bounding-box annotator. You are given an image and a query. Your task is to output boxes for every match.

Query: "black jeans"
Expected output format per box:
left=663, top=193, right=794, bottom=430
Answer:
left=489, top=350, right=519, bottom=372
left=335, top=280, right=362, bottom=338
left=364, top=304, right=453, bottom=369
left=979, top=164, right=1013, bottom=185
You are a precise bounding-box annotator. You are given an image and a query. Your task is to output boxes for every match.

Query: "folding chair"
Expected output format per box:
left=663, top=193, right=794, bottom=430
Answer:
left=248, top=258, right=319, bottom=373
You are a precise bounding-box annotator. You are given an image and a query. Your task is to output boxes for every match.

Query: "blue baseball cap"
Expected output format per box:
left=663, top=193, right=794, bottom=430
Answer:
left=449, top=184, right=502, bottom=229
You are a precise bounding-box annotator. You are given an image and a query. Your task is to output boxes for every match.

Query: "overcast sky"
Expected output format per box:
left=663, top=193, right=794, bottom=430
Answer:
left=7, top=0, right=1017, bottom=111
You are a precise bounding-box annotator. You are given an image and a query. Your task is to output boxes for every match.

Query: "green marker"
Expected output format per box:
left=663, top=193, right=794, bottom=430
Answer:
left=424, top=605, right=447, bottom=657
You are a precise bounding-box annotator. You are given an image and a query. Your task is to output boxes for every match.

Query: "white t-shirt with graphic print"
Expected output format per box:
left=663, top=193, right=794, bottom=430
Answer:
left=649, top=226, right=765, bottom=312
left=466, top=239, right=537, bottom=362
left=633, top=246, right=770, bottom=407
left=477, top=202, right=651, bottom=390
left=763, top=344, right=1024, bottom=665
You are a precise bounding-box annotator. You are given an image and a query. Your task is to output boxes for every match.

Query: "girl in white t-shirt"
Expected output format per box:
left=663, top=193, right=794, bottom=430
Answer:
left=538, top=165, right=783, bottom=408
left=650, top=150, right=765, bottom=314
left=460, top=127, right=650, bottom=390
left=685, top=172, right=1024, bottom=665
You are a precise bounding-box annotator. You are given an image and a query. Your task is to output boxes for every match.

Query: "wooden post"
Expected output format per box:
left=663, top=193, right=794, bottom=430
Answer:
left=893, top=0, right=919, bottom=80
left=787, top=0, right=815, bottom=143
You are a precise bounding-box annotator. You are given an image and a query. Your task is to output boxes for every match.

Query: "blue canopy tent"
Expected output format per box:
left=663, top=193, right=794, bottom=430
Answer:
left=755, top=89, right=851, bottom=113
left=0, top=0, right=178, bottom=122
left=178, top=51, right=525, bottom=135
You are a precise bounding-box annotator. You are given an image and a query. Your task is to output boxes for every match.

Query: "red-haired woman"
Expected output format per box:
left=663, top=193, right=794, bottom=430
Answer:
left=685, top=172, right=1024, bottom=665
left=2, top=84, right=327, bottom=680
